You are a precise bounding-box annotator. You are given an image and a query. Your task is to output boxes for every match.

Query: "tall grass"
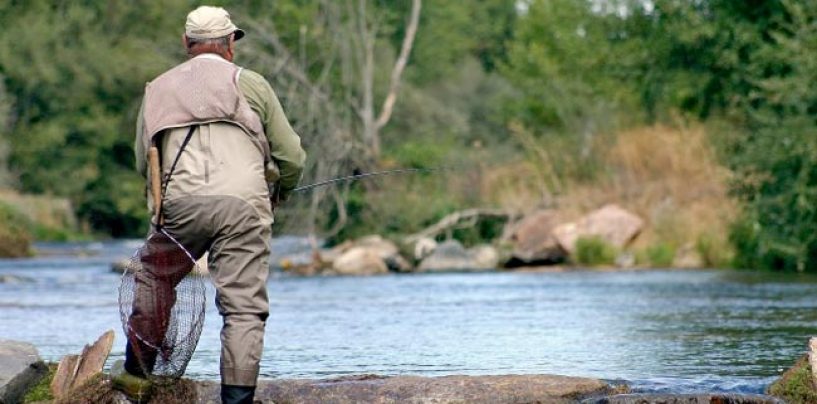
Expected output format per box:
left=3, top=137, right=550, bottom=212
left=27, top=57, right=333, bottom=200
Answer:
left=487, top=124, right=737, bottom=267
left=297, top=123, right=737, bottom=269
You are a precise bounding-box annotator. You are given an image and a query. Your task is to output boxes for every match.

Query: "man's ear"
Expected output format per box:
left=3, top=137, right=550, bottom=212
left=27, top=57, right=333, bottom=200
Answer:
left=182, top=34, right=189, bottom=49
left=225, top=33, right=236, bottom=61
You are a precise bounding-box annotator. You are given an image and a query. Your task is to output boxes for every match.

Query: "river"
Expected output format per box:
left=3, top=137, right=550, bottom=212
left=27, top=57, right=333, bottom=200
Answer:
left=1, top=240, right=816, bottom=394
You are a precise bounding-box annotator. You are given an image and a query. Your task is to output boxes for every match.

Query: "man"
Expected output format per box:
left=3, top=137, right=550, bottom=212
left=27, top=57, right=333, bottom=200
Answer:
left=125, top=6, right=306, bottom=403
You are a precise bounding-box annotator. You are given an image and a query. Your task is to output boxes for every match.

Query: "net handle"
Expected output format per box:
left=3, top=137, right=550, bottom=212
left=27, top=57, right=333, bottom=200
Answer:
left=150, top=125, right=197, bottom=227
left=148, top=147, right=162, bottom=225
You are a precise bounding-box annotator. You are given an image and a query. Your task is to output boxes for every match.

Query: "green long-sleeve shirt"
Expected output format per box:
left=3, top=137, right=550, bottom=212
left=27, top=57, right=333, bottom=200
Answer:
left=135, top=59, right=306, bottom=196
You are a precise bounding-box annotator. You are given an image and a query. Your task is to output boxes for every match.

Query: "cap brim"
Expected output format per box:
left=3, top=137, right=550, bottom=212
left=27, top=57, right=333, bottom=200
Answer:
left=234, top=28, right=245, bottom=41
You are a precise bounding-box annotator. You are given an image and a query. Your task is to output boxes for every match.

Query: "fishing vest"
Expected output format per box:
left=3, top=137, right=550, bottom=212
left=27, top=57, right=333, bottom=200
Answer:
left=141, top=56, right=271, bottom=164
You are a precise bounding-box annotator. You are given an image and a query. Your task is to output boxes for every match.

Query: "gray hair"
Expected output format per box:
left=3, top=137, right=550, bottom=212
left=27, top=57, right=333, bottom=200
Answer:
left=186, top=34, right=231, bottom=50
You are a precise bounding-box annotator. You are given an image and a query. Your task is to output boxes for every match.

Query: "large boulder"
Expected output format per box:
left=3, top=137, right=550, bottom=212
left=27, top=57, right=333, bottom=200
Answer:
left=506, top=210, right=567, bottom=265
left=354, top=235, right=398, bottom=259
left=354, top=235, right=411, bottom=272
left=195, top=374, right=612, bottom=404
left=553, top=204, right=644, bottom=255
left=470, top=245, right=500, bottom=269
left=418, top=240, right=499, bottom=272
left=0, top=339, right=47, bottom=404
left=322, top=236, right=411, bottom=274
left=331, top=247, right=389, bottom=276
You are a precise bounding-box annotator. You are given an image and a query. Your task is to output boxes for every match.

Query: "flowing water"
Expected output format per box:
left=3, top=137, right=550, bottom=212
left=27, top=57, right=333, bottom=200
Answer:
left=2, top=240, right=817, bottom=394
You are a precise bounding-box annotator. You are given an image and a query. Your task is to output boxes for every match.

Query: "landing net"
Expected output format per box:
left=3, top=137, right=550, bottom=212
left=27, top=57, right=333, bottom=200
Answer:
left=118, top=227, right=206, bottom=379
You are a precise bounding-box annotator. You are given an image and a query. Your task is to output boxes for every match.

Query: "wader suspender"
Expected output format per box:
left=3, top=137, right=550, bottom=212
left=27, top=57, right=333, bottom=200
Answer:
left=153, top=125, right=197, bottom=228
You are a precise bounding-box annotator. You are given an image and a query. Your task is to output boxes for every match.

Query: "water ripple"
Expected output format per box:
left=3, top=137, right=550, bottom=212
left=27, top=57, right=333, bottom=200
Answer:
left=2, top=259, right=817, bottom=394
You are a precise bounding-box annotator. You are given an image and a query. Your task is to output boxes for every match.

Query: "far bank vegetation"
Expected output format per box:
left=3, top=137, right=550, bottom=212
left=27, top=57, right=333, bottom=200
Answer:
left=0, top=1, right=813, bottom=271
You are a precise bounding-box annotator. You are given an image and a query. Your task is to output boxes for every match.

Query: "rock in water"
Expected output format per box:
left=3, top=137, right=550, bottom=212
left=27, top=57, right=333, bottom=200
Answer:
left=553, top=204, right=644, bottom=255
left=354, top=235, right=399, bottom=260
left=0, top=339, right=47, bottom=404
left=506, top=210, right=567, bottom=265
left=470, top=245, right=500, bottom=269
left=347, top=235, right=412, bottom=272
left=331, top=247, right=389, bottom=275
left=323, top=235, right=412, bottom=275
left=195, top=374, right=612, bottom=403
left=0, top=275, right=34, bottom=284
left=418, top=240, right=498, bottom=272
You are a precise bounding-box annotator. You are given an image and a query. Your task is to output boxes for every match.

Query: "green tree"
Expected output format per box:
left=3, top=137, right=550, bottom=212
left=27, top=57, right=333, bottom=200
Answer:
left=726, top=1, right=817, bottom=271
left=0, top=1, right=184, bottom=236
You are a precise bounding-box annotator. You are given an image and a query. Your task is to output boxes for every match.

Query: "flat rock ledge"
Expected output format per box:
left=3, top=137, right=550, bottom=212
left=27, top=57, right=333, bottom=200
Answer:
left=584, top=393, right=783, bottom=404
left=0, top=339, right=47, bottom=404
left=195, top=374, right=612, bottom=404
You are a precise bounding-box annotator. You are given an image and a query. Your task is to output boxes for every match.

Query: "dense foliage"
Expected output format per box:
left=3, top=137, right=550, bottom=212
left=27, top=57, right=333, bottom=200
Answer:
left=0, top=0, right=816, bottom=270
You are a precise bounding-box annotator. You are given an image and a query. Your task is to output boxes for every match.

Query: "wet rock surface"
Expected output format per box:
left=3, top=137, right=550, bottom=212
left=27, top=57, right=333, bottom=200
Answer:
left=506, top=209, right=567, bottom=265
left=553, top=204, right=644, bottom=255
left=330, top=246, right=389, bottom=275
left=418, top=240, right=499, bottom=272
left=0, top=340, right=46, bottom=404
left=584, top=393, right=783, bottom=404
left=194, top=374, right=611, bottom=404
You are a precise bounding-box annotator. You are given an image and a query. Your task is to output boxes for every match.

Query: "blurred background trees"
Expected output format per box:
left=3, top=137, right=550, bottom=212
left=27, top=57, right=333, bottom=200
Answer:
left=1, top=0, right=817, bottom=271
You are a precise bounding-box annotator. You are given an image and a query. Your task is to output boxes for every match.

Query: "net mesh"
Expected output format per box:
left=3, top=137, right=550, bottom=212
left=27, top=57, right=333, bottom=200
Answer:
left=118, top=227, right=206, bottom=379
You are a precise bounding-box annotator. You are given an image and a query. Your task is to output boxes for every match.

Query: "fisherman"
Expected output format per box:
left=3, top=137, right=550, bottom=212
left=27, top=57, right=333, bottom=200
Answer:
left=123, top=6, right=306, bottom=403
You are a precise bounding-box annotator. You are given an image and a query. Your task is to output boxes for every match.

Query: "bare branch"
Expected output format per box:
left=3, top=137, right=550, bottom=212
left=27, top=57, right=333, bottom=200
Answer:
left=404, top=208, right=517, bottom=245
left=374, top=0, right=422, bottom=131
left=243, top=18, right=330, bottom=102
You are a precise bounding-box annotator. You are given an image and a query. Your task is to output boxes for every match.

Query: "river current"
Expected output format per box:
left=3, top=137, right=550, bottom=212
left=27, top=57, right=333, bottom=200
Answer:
left=1, top=239, right=816, bottom=394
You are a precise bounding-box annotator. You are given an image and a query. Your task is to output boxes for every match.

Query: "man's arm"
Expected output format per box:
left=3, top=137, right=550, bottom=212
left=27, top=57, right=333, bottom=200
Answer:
left=134, top=97, right=148, bottom=178
left=238, top=69, right=306, bottom=198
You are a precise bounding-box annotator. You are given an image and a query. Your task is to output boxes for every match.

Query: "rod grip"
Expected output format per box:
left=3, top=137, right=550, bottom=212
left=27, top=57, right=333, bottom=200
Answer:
left=148, top=146, right=162, bottom=221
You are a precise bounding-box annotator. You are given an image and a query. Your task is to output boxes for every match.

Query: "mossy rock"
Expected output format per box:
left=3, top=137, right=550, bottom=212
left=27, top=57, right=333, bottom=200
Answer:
left=53, top=374, right=197, bottom=404
left=23, top=362, right=57, bottom=402
left=23, top=367, right=197, bottom=404
left=767, top=354, right=817, bottom=404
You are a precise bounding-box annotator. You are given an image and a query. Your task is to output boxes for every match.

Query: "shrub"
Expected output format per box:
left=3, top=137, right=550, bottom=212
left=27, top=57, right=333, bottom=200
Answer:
left=696, top=233, right=733, bottom=268
left=767, top=355, right=817, bottom=404
left=642, top=243, right=676, bottom=267
left=0, top=201, right=32, bottom=257
left=573, top=236, right=617, bottom=266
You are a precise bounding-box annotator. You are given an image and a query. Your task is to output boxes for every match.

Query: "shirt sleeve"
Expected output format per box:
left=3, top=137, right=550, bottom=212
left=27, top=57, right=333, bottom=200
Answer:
left=238, top=69, right=306, bottom=196
left=134, top=97, right=147, bottom=178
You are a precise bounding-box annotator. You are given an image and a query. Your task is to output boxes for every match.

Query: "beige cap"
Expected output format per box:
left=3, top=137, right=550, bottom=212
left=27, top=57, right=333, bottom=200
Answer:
left=185, top=6, right=245, bottom=41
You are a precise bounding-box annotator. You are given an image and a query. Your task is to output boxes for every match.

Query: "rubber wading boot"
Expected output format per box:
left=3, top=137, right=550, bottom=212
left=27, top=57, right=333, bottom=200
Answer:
left=111, top=360, right=153, bottom=403
left=221, top=384, right=256, bottom=404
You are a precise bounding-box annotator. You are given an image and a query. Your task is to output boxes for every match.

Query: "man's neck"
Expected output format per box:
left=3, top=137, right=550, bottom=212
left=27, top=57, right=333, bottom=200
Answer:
left=192, top=52, right=231, bottom=62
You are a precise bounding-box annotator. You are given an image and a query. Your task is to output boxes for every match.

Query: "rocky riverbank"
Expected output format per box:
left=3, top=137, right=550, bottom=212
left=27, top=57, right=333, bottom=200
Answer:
left=2, top=336, right=809, bottom=403
left=103, top=203, right=729, bottom=277
left=269, top=204, right=700, bottom=276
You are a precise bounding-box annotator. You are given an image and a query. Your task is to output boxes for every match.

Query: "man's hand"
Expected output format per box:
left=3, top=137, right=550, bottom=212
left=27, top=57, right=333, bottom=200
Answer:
left=270, top=184, right=283, bottom=213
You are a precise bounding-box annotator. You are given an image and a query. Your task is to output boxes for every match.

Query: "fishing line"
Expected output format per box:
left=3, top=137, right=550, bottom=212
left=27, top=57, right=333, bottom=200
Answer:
left=293, top=166, right=453, bottom=193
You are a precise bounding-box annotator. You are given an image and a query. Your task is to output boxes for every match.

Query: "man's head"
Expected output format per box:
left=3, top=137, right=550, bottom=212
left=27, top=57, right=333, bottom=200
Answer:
left=183, top=6, right=244, bottom=61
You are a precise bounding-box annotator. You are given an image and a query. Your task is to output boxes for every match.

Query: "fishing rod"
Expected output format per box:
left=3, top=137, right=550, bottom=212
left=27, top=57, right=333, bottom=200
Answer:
left=293, top=167, right=448, bottom=193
